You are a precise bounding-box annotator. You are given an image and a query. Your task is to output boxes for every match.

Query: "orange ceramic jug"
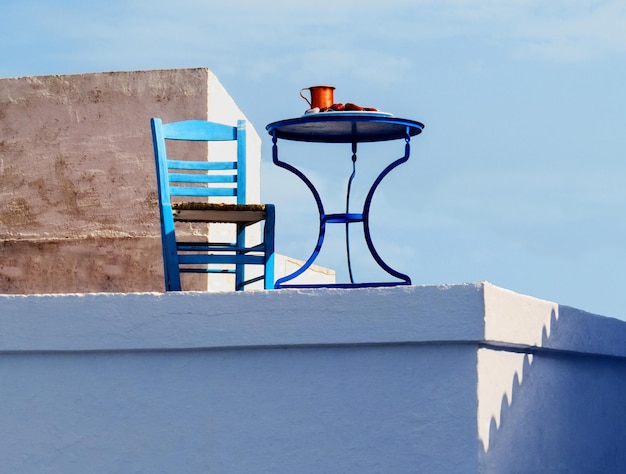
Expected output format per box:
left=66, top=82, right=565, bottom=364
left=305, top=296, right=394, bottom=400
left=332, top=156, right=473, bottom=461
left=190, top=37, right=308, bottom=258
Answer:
left=300, top=86, right=335, bottom=109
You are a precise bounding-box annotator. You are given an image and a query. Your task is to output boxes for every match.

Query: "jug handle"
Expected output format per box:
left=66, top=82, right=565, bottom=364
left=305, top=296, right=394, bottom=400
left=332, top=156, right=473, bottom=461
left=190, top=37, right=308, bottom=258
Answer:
left=300, top=87, right=312, bottom=107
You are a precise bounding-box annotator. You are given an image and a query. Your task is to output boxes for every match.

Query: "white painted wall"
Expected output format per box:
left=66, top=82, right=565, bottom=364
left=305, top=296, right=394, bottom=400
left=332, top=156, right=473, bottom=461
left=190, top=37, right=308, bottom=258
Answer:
left=479, top=284, right=626, bottom=472
left=0, top=283, right=624, bottom=473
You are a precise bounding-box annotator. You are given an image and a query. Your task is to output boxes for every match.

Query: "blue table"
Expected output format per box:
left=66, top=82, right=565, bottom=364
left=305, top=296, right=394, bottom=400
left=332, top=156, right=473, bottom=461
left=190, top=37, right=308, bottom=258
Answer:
left=266, top=112, right=424, bottom=289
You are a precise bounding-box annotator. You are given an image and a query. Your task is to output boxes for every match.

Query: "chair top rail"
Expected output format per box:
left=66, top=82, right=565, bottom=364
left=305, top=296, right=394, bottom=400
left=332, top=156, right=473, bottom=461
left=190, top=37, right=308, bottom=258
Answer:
left=161, top=120, right=237, bottom=141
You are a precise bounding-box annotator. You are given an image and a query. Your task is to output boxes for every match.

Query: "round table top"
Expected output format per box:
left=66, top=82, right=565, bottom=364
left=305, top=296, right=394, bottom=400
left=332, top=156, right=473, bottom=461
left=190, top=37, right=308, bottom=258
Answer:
left=266, top=112, right=425, bottom=143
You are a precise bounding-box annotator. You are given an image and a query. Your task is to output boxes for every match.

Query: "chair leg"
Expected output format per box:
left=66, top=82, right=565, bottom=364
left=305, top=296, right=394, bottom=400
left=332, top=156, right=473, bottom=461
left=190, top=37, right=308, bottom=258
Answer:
left=162, top=225, right=182, bottom=291
left=235, top=223, right=246, bottom=291
left=264, top=204, right=276, bottom=290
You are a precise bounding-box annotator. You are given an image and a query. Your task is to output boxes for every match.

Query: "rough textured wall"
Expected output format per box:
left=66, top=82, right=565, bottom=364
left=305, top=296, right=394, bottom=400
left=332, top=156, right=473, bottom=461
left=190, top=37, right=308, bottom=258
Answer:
left=0, top=68, right=257, bottom=293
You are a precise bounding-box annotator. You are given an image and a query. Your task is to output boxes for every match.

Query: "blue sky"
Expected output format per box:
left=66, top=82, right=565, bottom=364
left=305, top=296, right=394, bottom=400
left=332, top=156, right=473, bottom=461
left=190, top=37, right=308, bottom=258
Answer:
left=2, top=1, right=626, bottom=319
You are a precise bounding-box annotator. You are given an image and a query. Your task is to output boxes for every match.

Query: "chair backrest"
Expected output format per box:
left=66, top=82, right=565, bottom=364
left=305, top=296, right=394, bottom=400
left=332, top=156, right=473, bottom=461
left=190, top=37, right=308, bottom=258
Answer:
left=151, top=118, right=247, bottom=206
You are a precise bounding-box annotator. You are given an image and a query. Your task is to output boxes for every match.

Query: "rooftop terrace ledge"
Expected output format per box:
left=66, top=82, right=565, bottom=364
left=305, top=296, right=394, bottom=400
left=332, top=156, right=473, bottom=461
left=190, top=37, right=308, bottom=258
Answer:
left=1, top=282, right=625, bottom=359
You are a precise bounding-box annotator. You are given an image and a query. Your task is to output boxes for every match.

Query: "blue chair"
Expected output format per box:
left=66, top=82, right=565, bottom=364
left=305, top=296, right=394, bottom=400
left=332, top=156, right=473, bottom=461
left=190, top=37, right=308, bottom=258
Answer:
left=151, top=118, right=275, bottom=291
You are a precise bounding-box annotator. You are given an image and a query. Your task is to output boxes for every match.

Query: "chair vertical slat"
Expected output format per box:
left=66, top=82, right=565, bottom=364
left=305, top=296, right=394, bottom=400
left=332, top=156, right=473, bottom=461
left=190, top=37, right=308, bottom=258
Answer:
left=237, top=120, right=246, bottom=205
left=151, top=118, right=182, bottom=291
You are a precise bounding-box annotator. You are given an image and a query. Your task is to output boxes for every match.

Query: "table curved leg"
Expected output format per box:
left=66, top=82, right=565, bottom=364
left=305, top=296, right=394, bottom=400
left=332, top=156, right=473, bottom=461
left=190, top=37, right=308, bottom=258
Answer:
left=362, top=134, right=412, bottom=285
left=345, top=141, right=358, bottom=284
left=271, top=132, right=327, bottom=288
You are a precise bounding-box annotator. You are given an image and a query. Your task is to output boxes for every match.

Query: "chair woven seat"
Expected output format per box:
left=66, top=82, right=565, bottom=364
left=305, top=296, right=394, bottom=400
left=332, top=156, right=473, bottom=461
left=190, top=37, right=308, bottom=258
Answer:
left=172, top=202, right=267, bottom=224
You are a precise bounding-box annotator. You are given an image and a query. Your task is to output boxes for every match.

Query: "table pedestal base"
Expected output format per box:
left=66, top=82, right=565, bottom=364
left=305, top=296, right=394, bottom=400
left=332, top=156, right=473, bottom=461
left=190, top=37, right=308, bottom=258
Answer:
left=271, top=133, right=413, bottom=289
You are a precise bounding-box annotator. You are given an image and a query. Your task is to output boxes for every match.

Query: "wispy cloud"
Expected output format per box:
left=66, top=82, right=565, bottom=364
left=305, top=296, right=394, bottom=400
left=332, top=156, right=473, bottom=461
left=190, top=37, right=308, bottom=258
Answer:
left=427, top=0, right=626, bottom=61
left=8, top=0, right=622, bottom=80
left=511, top=2, right=626, bottom=60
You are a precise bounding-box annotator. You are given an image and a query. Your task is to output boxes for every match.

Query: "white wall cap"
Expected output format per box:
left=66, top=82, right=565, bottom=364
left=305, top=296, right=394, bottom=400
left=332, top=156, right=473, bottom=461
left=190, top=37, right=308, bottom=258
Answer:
left=483, top=282, right=626, bottom=359
left=1, top=282, right=624, bottom=358
left=0, top=283, right=484, bottom=352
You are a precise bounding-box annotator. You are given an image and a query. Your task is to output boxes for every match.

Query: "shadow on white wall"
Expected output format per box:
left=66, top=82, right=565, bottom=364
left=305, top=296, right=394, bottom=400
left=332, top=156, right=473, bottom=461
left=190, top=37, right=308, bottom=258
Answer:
left=479, top=303, right=626, bottom=471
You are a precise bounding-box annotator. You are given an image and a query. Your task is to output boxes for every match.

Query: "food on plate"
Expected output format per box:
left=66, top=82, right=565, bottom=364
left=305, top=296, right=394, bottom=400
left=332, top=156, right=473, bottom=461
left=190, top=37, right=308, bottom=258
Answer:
left=316, top=102, right=379, bottom=112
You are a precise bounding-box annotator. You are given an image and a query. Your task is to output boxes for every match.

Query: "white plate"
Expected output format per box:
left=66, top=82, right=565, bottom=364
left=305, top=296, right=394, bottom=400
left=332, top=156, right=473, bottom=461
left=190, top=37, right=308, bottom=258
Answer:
left=302, top=110, right=393, bottom=117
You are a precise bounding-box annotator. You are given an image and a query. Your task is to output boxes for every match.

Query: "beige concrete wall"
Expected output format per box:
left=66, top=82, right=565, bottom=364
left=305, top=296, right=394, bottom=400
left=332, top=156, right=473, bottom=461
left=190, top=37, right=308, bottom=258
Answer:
left=274, top=254, right=336, bottom=286
left=0, top=68, right=262, bottom=293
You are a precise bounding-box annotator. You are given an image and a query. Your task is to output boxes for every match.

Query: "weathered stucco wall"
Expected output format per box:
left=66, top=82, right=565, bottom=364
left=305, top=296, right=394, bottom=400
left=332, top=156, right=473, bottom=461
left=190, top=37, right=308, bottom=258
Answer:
left=0, top=68, right=265, bottom=293
left=0, top=282, right=624, bottom=473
